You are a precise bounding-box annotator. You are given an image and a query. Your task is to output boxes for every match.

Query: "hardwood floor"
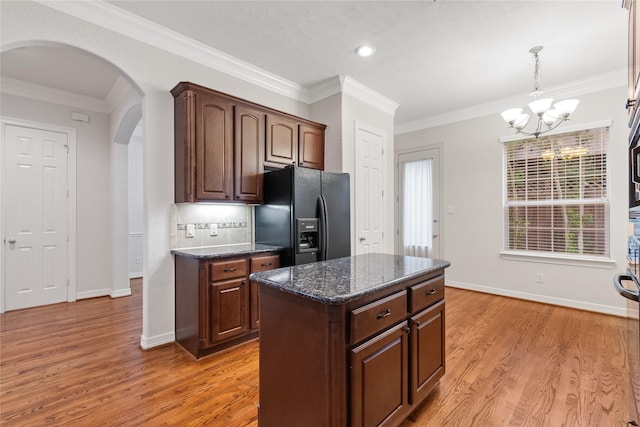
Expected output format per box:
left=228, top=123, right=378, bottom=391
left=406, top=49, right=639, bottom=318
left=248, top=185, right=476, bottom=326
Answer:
left=0, top=280, right=630, bottom=426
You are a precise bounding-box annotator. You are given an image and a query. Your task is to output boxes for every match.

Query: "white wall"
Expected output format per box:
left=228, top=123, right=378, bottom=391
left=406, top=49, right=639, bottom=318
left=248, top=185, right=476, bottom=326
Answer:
left=310, top=93, right=342, bottom=173
left=128, top=127, right=144, bottom=278
left=1, top=0, right=310, bottom=348
left=1, top=93, right=113, bottom=298
left=395, top=86, right=629, bottom=316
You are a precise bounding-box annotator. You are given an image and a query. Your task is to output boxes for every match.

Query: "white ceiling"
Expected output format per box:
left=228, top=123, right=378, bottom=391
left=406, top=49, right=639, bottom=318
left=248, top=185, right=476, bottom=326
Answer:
left=0, top=1, right=629, bottom=126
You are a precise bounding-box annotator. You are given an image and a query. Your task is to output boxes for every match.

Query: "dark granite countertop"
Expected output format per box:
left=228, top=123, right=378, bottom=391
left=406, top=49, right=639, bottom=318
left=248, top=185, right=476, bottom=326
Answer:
left=249, top=253, right=450, bottom=304
left=171, top=243, right=283, bottom=259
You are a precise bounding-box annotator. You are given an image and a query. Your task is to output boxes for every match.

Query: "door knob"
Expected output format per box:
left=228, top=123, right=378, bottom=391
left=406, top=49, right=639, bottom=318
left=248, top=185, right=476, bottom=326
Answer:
left=359, top=236, right=366, bottom=242
left=7, top=238, right=16, bottom=244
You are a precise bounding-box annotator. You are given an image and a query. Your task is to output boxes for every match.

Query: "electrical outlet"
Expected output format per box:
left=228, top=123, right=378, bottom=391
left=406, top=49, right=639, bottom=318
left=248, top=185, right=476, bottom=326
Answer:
left=186, top=224, right=195, bottom=238
left=210, top=223, right=218, bottom=236
left=536, top=273, right=544, bottom=284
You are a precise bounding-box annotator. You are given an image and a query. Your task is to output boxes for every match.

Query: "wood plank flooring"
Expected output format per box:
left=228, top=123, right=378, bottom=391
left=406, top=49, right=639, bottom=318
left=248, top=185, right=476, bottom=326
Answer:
left=0, top=279, right=630, bottom=426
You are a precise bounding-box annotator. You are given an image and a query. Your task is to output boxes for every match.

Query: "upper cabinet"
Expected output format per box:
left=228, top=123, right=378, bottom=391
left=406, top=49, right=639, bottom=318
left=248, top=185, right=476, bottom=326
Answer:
left=299, top=124, right=325, bottom=170
left=265, top=113, right=299, bottom=168
left=235, top=105, right=265, bottom=203
left=628, top=0, right=640, bottom=134
left=171, top=82, right=326, bottom=204
left=265, top=113, right=326, bottom=170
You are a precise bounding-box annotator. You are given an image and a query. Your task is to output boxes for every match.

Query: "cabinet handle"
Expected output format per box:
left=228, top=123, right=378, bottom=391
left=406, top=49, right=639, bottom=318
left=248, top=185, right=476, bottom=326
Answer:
left=403, top=326, right=411, bottom=334
left=261, top=262, right=272, bottom=267
left=376, top=309, right=391, bottom=319
left=426, top=289, right=437, bottom=295
left=414, top=320, right=421, bottom=326
left=223, top=267, right=237, bottom=272
left=627, top=98, right=637, bottom=110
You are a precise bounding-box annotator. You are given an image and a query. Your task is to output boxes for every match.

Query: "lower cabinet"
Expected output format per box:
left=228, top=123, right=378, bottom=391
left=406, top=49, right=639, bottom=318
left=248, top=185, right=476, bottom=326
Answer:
left=175, top=251, right=279, bottom=358
left=351, top=322, right=410, bottom=427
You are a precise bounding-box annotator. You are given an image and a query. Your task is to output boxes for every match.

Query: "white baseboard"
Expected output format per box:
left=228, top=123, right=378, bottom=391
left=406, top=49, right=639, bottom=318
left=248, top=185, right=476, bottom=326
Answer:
left=77, top=288, right=131, bottom=299
left=446, top=280, right=630, bottom=318
left=140, top=331, right=175, bottom=350
left=77, top=289, right=110, bottom=300
left=110, top=288, right=132, bottom=298
left=129, top=272, right=143, bottom=279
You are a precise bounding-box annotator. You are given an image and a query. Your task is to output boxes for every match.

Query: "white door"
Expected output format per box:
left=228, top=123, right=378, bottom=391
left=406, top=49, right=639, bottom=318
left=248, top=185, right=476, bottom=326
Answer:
left=355, top=122, right=385, bottom=255
left=4, top=124, right=69, bottom=310
left=397, top=147, right=441, bottom=258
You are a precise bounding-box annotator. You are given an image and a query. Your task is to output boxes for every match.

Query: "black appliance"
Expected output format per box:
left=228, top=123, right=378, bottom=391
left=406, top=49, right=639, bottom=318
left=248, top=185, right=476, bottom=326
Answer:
left=255, top=167, right=350, bottom=266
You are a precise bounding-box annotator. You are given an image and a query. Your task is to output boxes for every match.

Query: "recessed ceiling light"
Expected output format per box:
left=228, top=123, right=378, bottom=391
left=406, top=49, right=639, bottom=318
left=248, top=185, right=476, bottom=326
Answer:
left=355, top=45, right=375, bottom=57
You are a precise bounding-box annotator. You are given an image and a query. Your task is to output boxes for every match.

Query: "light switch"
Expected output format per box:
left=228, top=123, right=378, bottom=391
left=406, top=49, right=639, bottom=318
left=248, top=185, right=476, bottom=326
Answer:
left=210, top=223, right=218, bottom=236
left=446, top=205, right=456, bottom=214
left=186, top=224, right=195, bottom=238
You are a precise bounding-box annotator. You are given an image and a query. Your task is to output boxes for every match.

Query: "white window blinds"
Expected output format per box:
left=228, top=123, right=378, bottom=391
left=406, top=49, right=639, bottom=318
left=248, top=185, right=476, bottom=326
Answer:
left=503, top=126, right=610, bottom=257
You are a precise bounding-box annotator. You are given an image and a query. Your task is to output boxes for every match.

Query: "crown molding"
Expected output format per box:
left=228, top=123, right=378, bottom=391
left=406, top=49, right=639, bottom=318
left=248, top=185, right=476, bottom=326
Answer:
left=308, top=76, right=343, bottom=104
left=1, top=76, right=110, bottom=113
left=341, top=76, right=399, bottom=116
left=35, top=0, right=309, bottom=102
left=395, top=68, right=627, bottom=135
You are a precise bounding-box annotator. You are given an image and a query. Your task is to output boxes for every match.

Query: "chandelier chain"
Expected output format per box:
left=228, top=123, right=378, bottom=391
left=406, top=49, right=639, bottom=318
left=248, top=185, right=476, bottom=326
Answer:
left=533, top=51, right=540, bottom=93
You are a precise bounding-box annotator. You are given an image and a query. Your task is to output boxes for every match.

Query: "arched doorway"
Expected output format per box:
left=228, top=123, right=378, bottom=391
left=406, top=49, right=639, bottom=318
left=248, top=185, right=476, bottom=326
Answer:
left=1, top=42, right=144, bottom=311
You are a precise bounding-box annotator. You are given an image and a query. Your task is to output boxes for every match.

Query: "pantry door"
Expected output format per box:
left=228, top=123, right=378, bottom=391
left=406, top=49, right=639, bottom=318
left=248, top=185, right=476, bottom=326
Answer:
left=3, top=120, right=75, bottom=311
left=355, top=122, right=385, bottom=255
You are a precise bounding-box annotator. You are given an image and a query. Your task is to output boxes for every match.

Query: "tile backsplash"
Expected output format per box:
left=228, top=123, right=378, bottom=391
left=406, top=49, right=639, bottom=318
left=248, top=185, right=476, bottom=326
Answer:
left=171, top=203, right=253, bottom=249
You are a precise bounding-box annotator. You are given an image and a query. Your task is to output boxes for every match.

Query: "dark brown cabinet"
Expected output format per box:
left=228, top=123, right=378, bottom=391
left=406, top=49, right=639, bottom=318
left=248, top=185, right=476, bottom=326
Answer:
left=265, top=113, right=298, bottom=168
left=249, top=254, right=280, bottom=330
left=172, top=81, right=327, bottom=204
left=299, top=123, right=325, bottom=170
left=265, top=116, right=326, bottom=170
left=351, top=322, right=410, bottom=427
left=174, top=251, right=279, bottom=358
left=234, top=105, right=264, bottom=203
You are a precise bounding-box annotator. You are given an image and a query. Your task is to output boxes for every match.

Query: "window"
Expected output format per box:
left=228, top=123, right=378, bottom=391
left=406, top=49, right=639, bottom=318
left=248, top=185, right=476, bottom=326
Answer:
left=503, top=125, right=609, bottom=257
left=402, top=158, right=432, bottom=257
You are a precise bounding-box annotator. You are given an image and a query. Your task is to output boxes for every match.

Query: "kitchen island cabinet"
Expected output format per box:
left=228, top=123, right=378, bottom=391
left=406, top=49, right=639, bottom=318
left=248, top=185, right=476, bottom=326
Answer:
left=250, top=253, right=450, bottom=427
left=172, top=244, right=281, bottom=358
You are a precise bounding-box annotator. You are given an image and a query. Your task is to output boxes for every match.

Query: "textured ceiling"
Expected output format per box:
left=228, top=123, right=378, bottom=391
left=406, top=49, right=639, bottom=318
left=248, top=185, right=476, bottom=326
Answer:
left=106, top=0, right=628, bottom=124
left=0, top=1, right=629, bottom=125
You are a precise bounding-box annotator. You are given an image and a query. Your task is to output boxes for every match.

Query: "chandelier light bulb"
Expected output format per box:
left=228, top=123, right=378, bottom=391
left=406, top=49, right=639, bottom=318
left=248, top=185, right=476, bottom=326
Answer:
left=500, top=46, right=579, bottom=138
left=354, top=45, right=375, bottom=57
left=501, top=108, right=523, bottom=124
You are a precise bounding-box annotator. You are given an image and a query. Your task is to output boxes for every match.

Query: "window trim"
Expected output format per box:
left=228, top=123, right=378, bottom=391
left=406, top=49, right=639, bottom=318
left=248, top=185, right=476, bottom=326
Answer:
left=500, top=250, right=616, bottom=269
left=501, top=119, right=613, bottom=262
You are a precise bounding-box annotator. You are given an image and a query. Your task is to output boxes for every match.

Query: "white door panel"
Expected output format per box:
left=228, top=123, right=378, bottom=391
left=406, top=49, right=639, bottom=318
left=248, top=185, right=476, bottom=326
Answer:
left=4, top=124, right=69, bottom=310
left=355, top=123, right=384, bottom=255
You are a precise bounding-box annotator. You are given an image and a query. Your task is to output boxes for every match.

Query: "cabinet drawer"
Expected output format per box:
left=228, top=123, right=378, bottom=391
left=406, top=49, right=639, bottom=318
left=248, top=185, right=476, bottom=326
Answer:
left=250, top=254, right=280, bottom=273
left=409, top=275, right=444, bottom=313
left=210, top=259, right=246, bottom=281
left=351, top=291, right=407, bottom=345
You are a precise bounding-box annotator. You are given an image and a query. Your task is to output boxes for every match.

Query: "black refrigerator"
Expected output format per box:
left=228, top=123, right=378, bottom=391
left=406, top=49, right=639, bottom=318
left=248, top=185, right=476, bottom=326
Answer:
left=255, top=167, right=351, bottom=266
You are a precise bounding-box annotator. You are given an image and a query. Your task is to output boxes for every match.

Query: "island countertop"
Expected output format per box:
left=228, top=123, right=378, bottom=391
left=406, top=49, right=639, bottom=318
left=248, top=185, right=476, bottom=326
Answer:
left=171, top=243, right=282, bottom=259
left=249, top=252, right=450, bottom=304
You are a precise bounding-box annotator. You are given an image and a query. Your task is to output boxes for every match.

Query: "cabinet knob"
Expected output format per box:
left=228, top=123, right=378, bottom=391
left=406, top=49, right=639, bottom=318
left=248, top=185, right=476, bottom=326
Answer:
left=261, top=262, right=272, bottom=267
left=376, top=308, right=391, bottom=319
left=627, top=98, right=637, bottom=110
left=403, top=326, right=411, bottom=334
left=414, top=320, right=421, bottom=326
left=426, top=289, right=437, bottom=295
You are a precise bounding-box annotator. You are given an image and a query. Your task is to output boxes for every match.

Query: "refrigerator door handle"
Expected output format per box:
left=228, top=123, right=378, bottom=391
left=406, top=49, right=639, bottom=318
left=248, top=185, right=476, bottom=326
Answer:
left=319, top=195, right=328, bottom=261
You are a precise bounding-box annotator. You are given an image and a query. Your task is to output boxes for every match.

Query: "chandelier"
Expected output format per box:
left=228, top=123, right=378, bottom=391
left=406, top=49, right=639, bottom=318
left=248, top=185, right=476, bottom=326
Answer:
left=501, top=46, right=579, bottom=138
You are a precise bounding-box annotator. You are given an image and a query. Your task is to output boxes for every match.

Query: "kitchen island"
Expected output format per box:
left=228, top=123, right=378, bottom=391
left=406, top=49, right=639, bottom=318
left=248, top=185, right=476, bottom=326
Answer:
left=250, top=253, right=450, bottom=427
